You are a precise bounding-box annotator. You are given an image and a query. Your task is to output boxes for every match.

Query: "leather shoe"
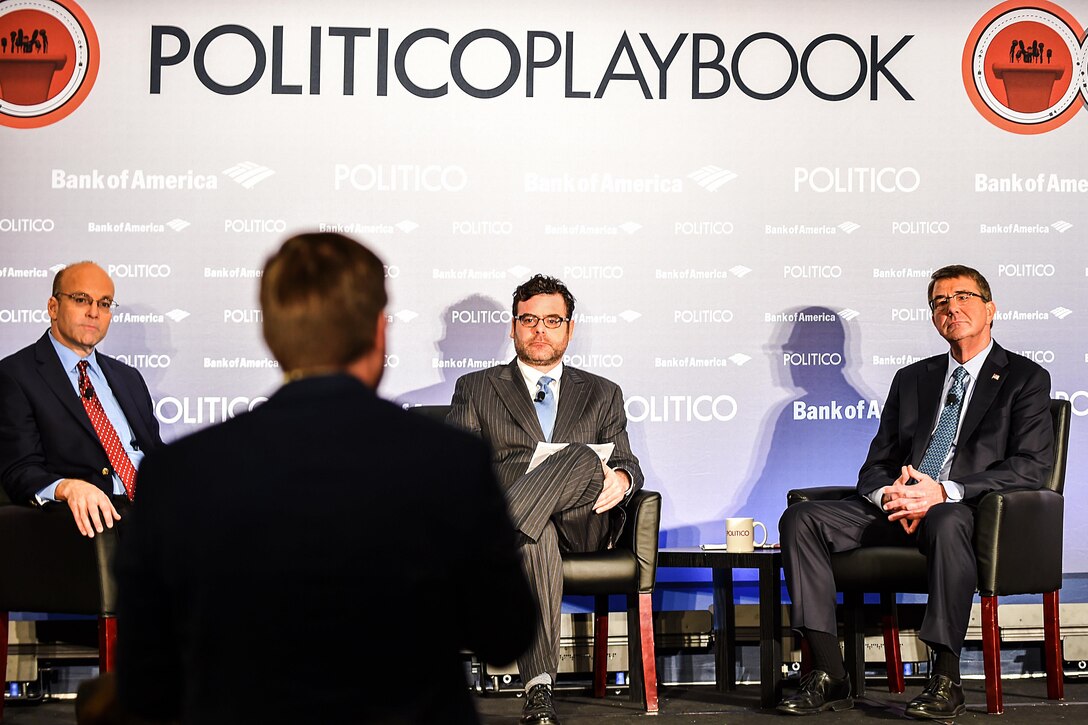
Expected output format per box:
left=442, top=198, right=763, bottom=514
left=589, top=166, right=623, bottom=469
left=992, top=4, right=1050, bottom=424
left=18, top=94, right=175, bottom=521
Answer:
left=776, top=670, right=853, bottom=715
left=521, top=683, right=560, bottom=724
left=904, top=674, right=966, bottom=719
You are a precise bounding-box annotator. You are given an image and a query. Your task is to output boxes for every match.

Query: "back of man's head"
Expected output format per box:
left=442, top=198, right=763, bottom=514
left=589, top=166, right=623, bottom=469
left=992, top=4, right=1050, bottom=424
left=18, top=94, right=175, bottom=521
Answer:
left=260, top=233, right=387, bottom=375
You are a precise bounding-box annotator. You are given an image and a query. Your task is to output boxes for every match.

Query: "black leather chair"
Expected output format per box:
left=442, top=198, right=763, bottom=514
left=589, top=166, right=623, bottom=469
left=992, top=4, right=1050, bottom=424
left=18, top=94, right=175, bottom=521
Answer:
left=787, top=398, right=1070, bottom=715
left=0, top=500, right=119, bottom=721
left=412, top=405, right=660, bottom=712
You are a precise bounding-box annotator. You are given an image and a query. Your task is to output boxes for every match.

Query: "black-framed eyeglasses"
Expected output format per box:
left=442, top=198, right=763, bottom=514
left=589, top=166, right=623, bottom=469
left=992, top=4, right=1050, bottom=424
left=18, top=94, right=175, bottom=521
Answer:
left=928, top=291, right=988, bottom=313
left=54, top=292, right=119, bottom=312
left=516, top=313, right=569, bottom=329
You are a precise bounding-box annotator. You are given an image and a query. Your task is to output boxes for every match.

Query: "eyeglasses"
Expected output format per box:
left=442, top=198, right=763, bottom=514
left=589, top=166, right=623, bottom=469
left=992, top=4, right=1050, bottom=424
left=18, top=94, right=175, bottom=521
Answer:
left=516, top=313, right=569, bottom=329
left=54, top=292, right=119, bottom=312
left=928, top=291, right=988, bottom=313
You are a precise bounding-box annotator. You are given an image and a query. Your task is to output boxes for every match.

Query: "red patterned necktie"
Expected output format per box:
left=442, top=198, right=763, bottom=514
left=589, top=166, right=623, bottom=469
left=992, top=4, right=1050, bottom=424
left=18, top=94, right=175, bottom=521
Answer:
left=77, top=360, right=137, bottom=500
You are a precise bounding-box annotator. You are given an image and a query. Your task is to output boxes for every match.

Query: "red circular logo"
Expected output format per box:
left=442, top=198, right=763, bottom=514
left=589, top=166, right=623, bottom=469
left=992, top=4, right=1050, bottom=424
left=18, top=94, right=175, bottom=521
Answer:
left=963, top=1, right=1087, bottom=134
left=0, top=0, right=99, bottom=129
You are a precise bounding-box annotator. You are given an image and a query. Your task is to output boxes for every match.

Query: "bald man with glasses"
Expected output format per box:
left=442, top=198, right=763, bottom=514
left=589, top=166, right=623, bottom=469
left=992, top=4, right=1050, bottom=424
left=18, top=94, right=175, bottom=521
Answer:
left=448, top=274, right=643, bottom=725
left=0, top=261, right=162, bottom=535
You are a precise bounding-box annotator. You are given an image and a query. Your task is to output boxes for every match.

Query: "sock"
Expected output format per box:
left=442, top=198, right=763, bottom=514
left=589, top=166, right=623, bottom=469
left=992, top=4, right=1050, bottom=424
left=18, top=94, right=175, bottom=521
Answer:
left=931, top=646, right=961, bottom=683
left=525, top=673, right=552, bottom=691
left=803, top=629, right=846, bottom=679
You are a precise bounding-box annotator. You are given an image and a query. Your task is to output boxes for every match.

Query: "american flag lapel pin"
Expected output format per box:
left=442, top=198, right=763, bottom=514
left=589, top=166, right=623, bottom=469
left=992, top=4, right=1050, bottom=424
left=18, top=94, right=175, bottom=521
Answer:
left=991, top=373, right=1001, bottom=381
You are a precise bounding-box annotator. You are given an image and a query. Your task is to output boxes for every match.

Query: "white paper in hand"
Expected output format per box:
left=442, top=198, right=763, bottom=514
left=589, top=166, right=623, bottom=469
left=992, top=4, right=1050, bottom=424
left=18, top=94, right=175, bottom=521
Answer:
left=526, top=442, right=615, bottom=473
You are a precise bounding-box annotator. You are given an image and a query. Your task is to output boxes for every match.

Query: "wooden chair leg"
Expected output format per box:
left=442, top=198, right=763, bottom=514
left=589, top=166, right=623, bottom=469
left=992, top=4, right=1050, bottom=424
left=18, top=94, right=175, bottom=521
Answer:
left=1043, top=590, right=1064, bottom=702
left=1, top=610, right=8, bottom=721
left=592, top=595, right=608, bottom=698
left=843, top=591, right=866, bottom=698
left=880, top=592, right=904, bottom=693
left=626, top=592, right=659, bottom=713
left=981, top=595, right=1003, bottom=715
left=98, top=616, right=117, bottom=673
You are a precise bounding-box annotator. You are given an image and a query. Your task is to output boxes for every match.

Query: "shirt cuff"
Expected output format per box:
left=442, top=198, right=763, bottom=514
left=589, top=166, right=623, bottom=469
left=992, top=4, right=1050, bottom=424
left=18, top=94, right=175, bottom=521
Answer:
left=940, top=480, right=964, bottom=502
left=35, top=479, right=62, bottom=505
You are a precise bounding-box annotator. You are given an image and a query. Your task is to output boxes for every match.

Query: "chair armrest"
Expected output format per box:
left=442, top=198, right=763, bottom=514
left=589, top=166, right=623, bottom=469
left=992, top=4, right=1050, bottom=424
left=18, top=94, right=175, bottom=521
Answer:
left=787, top=486, right=856, bottom=506
left=974, top=487, right=1063, bottom=597
left=616, top=489, right=661, bottom=594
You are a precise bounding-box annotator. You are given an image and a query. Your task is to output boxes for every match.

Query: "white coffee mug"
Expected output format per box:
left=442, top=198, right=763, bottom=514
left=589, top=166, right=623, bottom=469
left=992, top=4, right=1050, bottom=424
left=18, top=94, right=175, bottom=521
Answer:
left=725, top=517, right=768, bottom=552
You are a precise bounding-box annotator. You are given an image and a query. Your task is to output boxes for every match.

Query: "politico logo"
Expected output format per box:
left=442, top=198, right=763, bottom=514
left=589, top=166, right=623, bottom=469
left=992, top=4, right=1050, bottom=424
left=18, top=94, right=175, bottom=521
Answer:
left=963, top=1, right=1087, bottom=134
left=155, top=396, right=268, bottom=426
left=625, top=395, right=739, bottom=423
left=0, top=0, right=99, bottom=129
left=107, top=264, right=172, bottom=278
left=0, top=218, right=55, bottom=233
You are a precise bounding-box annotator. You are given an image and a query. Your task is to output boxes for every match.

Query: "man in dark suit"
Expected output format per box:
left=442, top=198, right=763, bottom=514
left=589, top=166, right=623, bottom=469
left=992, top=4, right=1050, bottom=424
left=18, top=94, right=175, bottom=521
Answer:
left=0, top=261, right=162, bottom=536
left=113, top=233, right=534, bottom=724
left=777, top=265, right=1053, bottom=720
left=448, top=274, right=643, bottom=725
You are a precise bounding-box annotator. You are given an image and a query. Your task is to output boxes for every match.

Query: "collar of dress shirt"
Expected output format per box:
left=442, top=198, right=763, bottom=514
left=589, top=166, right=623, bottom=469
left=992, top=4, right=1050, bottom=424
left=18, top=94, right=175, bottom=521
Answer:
left=48, top=330, right=102, bottom=379
left=945, top=337, right=993, bottom=386
left=516, top=358, right=563, bottom=398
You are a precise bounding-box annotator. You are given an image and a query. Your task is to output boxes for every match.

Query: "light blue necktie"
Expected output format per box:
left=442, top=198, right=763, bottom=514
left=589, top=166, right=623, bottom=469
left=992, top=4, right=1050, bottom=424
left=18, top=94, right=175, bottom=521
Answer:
left=918, top=366, right=968, bottom=480
left=535, top=376, right=556, bottom=442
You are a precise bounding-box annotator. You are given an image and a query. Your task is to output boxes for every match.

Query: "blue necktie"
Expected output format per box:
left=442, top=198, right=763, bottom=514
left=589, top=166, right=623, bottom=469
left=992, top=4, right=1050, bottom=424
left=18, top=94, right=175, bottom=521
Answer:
left=918, top=366, right=968, bottom=480
left=535, top=376, right=556, bottom=442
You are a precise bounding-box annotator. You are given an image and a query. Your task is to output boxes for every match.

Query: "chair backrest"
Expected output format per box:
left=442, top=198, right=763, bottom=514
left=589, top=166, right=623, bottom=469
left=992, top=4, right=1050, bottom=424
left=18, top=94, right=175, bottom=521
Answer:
left=1046, top=398, right=1071, bottom=495
left=411, top=404, right=452, bottom=425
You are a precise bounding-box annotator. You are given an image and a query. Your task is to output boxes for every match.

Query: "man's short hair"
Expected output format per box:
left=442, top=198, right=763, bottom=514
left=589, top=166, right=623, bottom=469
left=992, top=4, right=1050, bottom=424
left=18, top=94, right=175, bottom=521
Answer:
left=927, top=264, right=992, bottom=303
left=260, top=233, right=387, bottom=373
left=51, top=260, right=99, bottom=295
left=511, top=274, right=576, bottom=318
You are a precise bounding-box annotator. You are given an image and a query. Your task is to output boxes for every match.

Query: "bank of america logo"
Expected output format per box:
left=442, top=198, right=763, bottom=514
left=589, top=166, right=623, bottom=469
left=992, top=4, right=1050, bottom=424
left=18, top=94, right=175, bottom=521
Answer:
left=165, top=309, right=190, bottom=322
left=839, top=221, right=860, bottom=234
left=223, top=162, right=276, bottom=189
left=166, top=219, right=190, bottom=232
left=394, top=310, right=419, bottom=323
left=619, top=310, right=642, bottom=322
left=508, top=265, right=531, bottom=278
left=619, top=222, right=642, bottom=234
left=688, top=166, right=737, bottom=192
left=49, top=263, right=66, bottom=274
left=838, top=308, right=860, bottom=321
left=729, top=265, right=752, bottom=278
left=1052, top=221, right=1073, bottom=233
left=395, top=220, right=418, bottom=234
left=728, top=353, right=752, bottom=366
left=1051, top=307, right=1073, bottom=320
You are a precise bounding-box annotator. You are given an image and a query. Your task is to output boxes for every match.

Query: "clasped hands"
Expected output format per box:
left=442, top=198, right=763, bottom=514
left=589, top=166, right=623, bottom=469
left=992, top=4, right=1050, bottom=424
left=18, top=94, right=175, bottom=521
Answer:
left=881, top=465, right=947, bottom=535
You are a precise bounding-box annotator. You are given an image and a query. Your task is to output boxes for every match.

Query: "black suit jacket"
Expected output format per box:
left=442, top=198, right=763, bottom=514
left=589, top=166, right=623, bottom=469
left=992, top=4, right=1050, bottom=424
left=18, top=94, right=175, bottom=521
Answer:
left=447, top=359, right=644, bottom=494
left=115, top=373, right=534, bottom=725
left=0, top=332, right=162, bottom=503
left=857, top=341, right=1053, bottom=503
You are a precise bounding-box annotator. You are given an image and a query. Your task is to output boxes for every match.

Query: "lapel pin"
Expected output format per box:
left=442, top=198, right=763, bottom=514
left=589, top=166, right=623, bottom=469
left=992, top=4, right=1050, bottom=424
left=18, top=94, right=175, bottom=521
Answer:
left=991, top=373, right=1001, bottom=381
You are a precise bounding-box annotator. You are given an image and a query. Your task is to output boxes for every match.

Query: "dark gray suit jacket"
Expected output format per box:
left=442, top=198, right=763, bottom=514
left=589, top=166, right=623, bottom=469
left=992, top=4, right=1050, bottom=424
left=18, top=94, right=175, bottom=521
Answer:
left=448, top=359, right=643, bottom=534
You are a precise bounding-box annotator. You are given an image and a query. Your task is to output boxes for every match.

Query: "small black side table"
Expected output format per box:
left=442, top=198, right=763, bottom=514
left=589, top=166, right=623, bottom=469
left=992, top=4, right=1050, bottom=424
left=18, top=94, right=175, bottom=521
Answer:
left=657, top=546, right=785, bottom=707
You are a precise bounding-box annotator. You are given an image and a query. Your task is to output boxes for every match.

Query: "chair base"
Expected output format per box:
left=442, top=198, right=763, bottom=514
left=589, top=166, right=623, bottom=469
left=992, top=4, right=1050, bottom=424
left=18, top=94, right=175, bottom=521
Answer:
left=874, top=592, right=1064, bottom=715
left=0, top=612, right=115, bottom=722
left=591, top=593, right=658, bottom=713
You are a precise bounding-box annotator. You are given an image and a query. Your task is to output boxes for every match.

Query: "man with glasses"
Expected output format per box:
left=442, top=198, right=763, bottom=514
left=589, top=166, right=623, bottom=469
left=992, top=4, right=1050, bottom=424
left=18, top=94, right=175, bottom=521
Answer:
left=448, top=274, right=643, bottom=725
left=0, top=261, right=162, bottom=536
left=777, top=264, right=1053, bottom=720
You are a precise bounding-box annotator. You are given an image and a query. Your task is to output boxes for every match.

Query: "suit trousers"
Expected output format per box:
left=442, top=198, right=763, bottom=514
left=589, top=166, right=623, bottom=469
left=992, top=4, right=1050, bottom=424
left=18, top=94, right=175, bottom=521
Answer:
left=779, top=497, right=977, bottom=653
left=507, top=443, right=608, bottom=682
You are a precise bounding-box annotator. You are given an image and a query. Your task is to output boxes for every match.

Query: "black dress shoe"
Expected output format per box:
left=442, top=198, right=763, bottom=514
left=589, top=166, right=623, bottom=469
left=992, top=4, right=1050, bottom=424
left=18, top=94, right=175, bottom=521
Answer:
left=904, top=674, right=966, bottom=719
left=521, top=683, right=561, bottom=724
left=776, top=670, right=853, bottom=715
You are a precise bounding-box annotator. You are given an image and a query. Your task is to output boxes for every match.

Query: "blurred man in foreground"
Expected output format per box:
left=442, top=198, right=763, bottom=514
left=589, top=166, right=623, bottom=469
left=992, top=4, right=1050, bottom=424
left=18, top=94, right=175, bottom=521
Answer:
left=113, top=233, right=535, bottom=724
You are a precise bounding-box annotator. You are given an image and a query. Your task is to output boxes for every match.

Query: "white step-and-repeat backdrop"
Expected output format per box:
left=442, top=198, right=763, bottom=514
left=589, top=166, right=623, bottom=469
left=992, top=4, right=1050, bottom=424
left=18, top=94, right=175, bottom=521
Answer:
left=3, top=0, right=1087, bottom=571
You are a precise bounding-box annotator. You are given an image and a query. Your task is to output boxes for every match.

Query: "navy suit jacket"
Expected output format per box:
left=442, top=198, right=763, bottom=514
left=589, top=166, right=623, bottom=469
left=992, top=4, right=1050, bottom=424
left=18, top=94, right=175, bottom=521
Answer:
left=0, top=332, right=162, bottom=503
left=116, top=374, right=533, bottom=724
left=857, top=341, right=1053, bottom=504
